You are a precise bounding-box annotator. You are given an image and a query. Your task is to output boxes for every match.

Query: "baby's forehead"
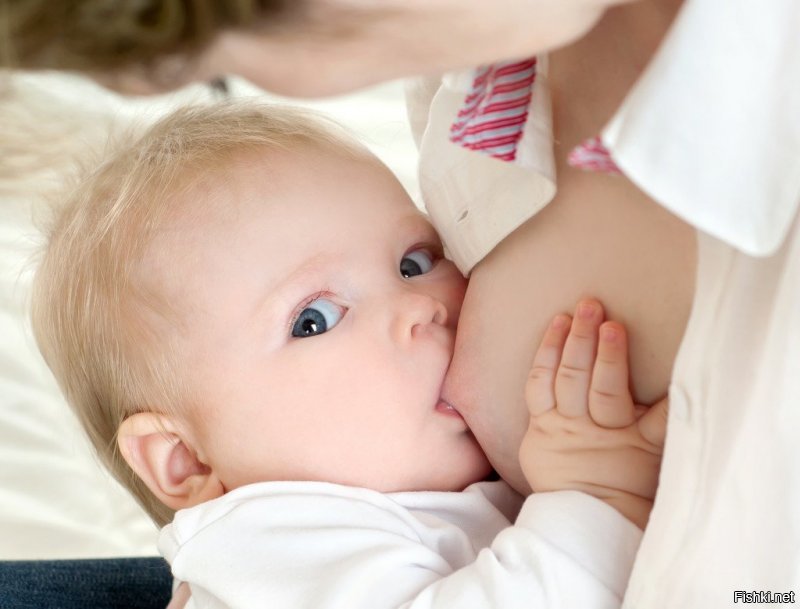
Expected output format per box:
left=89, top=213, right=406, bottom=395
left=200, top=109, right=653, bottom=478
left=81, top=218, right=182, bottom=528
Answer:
left=170, top=141, right=404, bottom=223
left=140, top=139, right=411, bottom=270
left=153, top=144, right=323, bottom=221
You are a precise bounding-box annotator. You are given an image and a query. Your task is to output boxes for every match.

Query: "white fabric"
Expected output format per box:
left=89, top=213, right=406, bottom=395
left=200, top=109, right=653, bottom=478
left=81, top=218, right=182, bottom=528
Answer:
left=624, top=207, right=800, bottom=607
left=603, top=0, right=800, bottom=257
left=407, top=0, right=800, bottom=604
left=160, top=481, right=642, bottom=609
left=0, top=204, right=158, bottom=559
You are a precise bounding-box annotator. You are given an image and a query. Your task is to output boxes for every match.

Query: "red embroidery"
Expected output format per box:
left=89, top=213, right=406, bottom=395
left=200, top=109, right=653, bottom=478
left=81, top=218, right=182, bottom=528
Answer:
left=567, top=136, right=622, bottom=175
left=450, top=59, right=538, bottom=161
left=450, top=61, right=623, bottom=175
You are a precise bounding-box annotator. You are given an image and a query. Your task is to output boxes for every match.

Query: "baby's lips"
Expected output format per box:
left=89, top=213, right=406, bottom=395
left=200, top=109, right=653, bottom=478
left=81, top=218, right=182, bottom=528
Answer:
left=435, top=399, right=465, bottom=421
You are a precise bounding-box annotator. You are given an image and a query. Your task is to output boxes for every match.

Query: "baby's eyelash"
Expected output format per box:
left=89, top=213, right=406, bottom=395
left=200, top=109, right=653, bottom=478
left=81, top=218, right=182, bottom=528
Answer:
left=287, top=290, right=332, bottom=333
left=404, top=241, right=444, bottom=267
left=407, top=241, right=444, bottom=260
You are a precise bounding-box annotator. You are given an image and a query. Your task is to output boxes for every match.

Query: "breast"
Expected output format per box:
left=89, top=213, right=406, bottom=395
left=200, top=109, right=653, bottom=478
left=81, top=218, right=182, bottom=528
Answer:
left=445, top=164, right=696, bottom=495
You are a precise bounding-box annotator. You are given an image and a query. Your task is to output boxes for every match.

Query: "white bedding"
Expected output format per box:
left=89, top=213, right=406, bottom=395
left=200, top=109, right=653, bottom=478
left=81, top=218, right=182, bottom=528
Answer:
left=0, top=72, right=417, bottom=559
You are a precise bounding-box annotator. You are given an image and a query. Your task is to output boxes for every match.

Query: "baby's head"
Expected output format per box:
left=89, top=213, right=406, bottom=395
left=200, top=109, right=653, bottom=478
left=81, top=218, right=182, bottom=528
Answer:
left=33, top=102, right=490, bottom=526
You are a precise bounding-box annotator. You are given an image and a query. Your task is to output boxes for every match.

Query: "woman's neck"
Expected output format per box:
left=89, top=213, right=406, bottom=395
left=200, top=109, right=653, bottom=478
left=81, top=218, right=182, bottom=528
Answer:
left=548, top=0, right=684, bottom=150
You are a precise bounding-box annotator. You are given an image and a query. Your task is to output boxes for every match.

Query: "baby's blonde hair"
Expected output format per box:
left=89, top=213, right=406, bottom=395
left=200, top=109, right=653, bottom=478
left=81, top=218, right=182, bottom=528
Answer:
left=31, top=101, right=362, bottom=527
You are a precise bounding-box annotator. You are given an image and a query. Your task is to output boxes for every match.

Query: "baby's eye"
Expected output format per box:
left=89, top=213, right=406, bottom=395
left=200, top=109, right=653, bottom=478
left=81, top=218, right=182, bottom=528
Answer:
left=400, top=249, right=435, bottom=278
left=291, top=298, right=343, bottom=338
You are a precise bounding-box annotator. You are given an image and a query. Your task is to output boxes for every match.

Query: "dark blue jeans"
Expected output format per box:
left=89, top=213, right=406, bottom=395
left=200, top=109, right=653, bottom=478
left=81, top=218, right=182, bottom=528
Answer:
left=0, top=557, right=172, bottom=609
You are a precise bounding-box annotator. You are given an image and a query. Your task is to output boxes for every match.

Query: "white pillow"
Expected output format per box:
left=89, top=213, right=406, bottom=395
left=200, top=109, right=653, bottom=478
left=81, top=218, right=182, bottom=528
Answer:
left=0, top=72, right=417, bottom=559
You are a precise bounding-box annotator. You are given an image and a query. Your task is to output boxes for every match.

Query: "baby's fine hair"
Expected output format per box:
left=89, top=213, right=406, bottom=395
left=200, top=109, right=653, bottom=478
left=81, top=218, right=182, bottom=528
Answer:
left=31, top=101, right=363, bottom=527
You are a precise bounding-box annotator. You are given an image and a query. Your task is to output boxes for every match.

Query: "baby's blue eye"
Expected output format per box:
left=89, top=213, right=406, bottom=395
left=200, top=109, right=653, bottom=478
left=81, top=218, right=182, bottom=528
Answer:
left=400, top=250, right=434, bottom=278
left=291, top=298, right=343, bottom=338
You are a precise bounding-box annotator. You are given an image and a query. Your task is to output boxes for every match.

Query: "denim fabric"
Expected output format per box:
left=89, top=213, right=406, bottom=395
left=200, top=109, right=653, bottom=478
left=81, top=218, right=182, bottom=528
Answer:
left=0, top=557, right=172, bottom=609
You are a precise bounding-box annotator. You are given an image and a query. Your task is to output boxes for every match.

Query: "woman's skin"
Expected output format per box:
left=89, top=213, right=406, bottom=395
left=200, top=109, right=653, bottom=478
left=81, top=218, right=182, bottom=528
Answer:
left=443, top=1, right=696, bottom=493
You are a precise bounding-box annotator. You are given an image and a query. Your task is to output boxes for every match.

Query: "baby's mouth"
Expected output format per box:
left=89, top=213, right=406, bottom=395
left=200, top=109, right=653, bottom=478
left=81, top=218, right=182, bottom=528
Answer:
left=435, top=399, right=464, bottom=420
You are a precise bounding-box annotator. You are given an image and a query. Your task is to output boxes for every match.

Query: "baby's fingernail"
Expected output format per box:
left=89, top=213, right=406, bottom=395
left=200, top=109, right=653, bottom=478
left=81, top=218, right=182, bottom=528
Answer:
left=552, top=315, right=569, bottom=330
left=601, top=326, right=618, bottom=343
left=578, top=302, right=597, bottom=319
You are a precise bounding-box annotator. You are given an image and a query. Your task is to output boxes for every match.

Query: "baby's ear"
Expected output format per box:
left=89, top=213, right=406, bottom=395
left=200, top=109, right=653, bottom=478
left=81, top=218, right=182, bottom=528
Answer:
left=117, top=413, right=224, bottom=512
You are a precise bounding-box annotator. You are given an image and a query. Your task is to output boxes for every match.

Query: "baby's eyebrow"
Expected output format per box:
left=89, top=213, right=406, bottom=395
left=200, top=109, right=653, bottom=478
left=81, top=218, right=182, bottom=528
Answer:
left=398, top=212, right=439, bottom=243
left=250, top=252, right=332, bottom=324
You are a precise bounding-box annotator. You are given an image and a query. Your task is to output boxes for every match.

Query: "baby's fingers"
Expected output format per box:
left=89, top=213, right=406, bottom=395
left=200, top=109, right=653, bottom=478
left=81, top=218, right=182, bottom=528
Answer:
left=526, top=315, right=571, bottom=416
left=555, top=300, right=603, bottom=417
left=589, top=321, right=636, bottom=428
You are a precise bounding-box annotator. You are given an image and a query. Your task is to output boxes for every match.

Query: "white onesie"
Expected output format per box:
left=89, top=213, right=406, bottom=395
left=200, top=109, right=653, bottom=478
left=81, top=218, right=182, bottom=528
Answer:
left=160, top=481, right=641, bottom=609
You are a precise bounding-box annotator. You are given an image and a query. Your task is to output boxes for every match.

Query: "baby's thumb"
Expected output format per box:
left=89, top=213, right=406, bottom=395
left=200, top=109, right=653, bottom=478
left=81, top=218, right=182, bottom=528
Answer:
left=637, top=397, right=669, bottom=448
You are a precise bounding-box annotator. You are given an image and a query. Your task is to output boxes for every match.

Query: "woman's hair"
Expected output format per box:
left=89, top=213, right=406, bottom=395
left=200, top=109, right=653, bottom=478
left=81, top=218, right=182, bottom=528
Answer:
left=1, top=0, right=294, bottom=72
left=31, top=100, right=362, bottom=527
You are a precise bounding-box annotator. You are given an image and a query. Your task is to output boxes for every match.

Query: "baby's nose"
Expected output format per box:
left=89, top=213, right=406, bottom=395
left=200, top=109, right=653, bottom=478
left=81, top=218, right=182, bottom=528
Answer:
left=392, top=292, right=448, bottom=342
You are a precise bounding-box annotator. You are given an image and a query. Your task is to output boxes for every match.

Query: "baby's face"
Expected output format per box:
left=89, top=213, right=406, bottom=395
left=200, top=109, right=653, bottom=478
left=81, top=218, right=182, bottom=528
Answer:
left=153, top=144, right=491, bottom=494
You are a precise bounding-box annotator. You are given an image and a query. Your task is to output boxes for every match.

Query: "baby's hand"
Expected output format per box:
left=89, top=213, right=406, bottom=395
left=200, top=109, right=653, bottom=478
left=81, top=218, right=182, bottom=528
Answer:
left=519, top=299, right=667, bottom=529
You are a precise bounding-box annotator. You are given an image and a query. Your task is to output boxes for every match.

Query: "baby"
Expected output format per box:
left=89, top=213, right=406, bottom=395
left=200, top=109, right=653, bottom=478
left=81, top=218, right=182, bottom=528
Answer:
left=32, top=101, right=664, bottom=608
